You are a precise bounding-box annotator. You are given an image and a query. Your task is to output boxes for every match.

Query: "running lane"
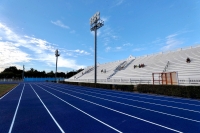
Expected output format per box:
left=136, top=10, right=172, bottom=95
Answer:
left=50, top=83, right=200, bottom=111
left=36, top=83, right=181, bottom=133
left=0, top=84, right=22, bottom=133
left=31, top=83, right=122, bottom=133
left=41, top=83, right=200, bottom=133
left=11, top=84, right=62, bottom=133
left=48, top=83, right=200, bottom=121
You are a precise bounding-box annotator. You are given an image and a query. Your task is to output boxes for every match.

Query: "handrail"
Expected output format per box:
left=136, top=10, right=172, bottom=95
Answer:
left=66, top=78, right=200, bottom=86
left=115, top=61, right=126, bottom=71
left=163, top=61, right=170, bottom=72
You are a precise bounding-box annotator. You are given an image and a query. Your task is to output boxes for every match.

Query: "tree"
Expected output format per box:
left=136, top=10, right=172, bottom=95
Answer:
left=0, top=66, right=84, bottom=79
left=0, top=66, right=23, bottom=79
left=57, top=72, right=65, bottom=77
left=47, top=71, right=55, bottom=77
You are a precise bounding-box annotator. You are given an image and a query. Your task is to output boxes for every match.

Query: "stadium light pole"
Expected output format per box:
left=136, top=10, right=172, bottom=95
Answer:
left=55, top=49, right=60, bottom=83
left=90, top=11, right=104, bottom=86
left=22, top=65, right=25, bottom=81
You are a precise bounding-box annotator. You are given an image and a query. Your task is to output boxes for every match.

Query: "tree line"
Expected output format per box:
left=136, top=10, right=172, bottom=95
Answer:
left=0, top=66, right=83, bottom=79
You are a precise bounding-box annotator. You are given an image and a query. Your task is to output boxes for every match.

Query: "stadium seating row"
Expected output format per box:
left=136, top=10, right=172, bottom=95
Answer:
left=68, top=45, right=200, bottom=85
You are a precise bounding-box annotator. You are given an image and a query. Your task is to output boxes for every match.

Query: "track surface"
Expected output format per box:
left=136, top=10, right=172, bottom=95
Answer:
left=0, top=82, right=200, bottom=133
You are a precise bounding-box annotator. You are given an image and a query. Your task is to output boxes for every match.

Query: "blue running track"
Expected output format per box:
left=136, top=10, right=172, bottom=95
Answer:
left=0, top=82, right=200, bottom=133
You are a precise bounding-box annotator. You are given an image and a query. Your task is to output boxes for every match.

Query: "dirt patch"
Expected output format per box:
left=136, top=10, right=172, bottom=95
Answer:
left=0, top=84, right=17, bottom=97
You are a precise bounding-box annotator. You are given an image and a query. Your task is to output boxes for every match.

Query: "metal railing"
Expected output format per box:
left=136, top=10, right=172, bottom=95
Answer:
left=163, top=61, right=170, bottom=72
left=66, top=78, right=200, bottom=86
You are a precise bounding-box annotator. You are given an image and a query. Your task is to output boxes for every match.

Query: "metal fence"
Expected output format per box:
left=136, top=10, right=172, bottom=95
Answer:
left=66, top=78, right=200, bottom=86
left=0, top=77, right=65, bottom=82
left=24, top=77, right=65, bottom=82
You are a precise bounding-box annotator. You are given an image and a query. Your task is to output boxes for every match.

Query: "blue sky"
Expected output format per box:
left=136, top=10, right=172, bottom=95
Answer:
left=0, top=0, right=200, bottom=73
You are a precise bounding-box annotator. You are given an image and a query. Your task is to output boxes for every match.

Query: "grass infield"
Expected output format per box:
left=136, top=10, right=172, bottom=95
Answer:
left=0, top=84, right=17, bottom=97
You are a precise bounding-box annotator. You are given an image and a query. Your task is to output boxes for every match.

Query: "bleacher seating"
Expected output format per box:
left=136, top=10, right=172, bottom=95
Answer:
left=68, top=45, right=200, bottom=85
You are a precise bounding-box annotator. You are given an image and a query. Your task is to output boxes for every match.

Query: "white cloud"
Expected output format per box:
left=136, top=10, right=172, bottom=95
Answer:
left=152, top=38, right=162, bottom=44
left=51, top=20, right=69, bottom=29
left=105, top=46, right=111, bottom=52
left=123, top=43, right=133, bottom=46
left=167, top=34, right=177, bottom=39
left=90, top=30, right=101, bottom=37
left=132, top=48, right=145, bottom=52
left=116, top=0, right=124, bottom=6
left=116, top=47, right=122, bottom=50
left=0, top=42, right=31, bottom=72
left=101, top=26, right=118, bottom=46
left=112, top=35, right=118, bottom=39
left=161, top=34, right=183, bottom=51
left=37, top=54, right=85, bottom=70
left=89, top=47, right=94, bottom=53
left=74, top=49, right=90, bottom=55
left=101, top=16, right=109, bottom=22
left=104, top=46, right=124, bottom=52
left=0, top=23, right=20, bottom=41
left=70, top=30, right=76, bottom=34
left=0, top=23, right=53, bottom=55
left=102, top=27, right=114, bottom=38
left=65, top=49, right=90, bottom=56
left=0, top=22, right=88, bottom=72
left=111, top=0, right=124, bottom=7
left=103, top=37, right=110, bottom=46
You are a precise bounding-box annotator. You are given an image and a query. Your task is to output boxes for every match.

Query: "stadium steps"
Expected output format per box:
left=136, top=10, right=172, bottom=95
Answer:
left=68, top=45, right=200, bottom=85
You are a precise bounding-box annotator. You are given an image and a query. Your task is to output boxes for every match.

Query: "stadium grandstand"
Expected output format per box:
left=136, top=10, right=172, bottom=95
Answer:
left=67, top=45, right=200, bottom=86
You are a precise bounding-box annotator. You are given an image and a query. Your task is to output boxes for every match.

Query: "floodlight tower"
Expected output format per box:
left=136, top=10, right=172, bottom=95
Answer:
left=90, top=11, right=104, bottom=85
left=55, top=49, right=60, bottom=82
left=22, top=65, right=25, bottom=81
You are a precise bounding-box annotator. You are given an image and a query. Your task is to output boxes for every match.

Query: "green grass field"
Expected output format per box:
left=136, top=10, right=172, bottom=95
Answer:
left=0, top=84, right=17, bottom=97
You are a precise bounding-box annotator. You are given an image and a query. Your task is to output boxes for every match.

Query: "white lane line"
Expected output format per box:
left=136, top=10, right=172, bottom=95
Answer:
left=51, top=84, right=200, bottom=106
left=41, top=84, right=200, bottom=123
left=52, top=84, right=200, bottom=107
left=37, top=84, right=182, bottom=133
left=130, top=91, right=200, bottom=103
left=0, top=84, right=19, bottom=100
left=123, top=95, right=200, bottom=107
left=46, top=84, right=200, bottom=113
left=29, top=84, right=65, bottom=133
left=76, top=88, right=200, bottom=107
left=35, top=84, right=122, bottom=133
left=8, top=84, right=25, bottom=133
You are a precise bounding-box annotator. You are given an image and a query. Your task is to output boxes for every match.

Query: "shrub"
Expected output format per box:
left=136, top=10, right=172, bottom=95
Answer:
left=137, top=84, right=200, bottom=99
left=62, top=82, right=134, bottom=92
